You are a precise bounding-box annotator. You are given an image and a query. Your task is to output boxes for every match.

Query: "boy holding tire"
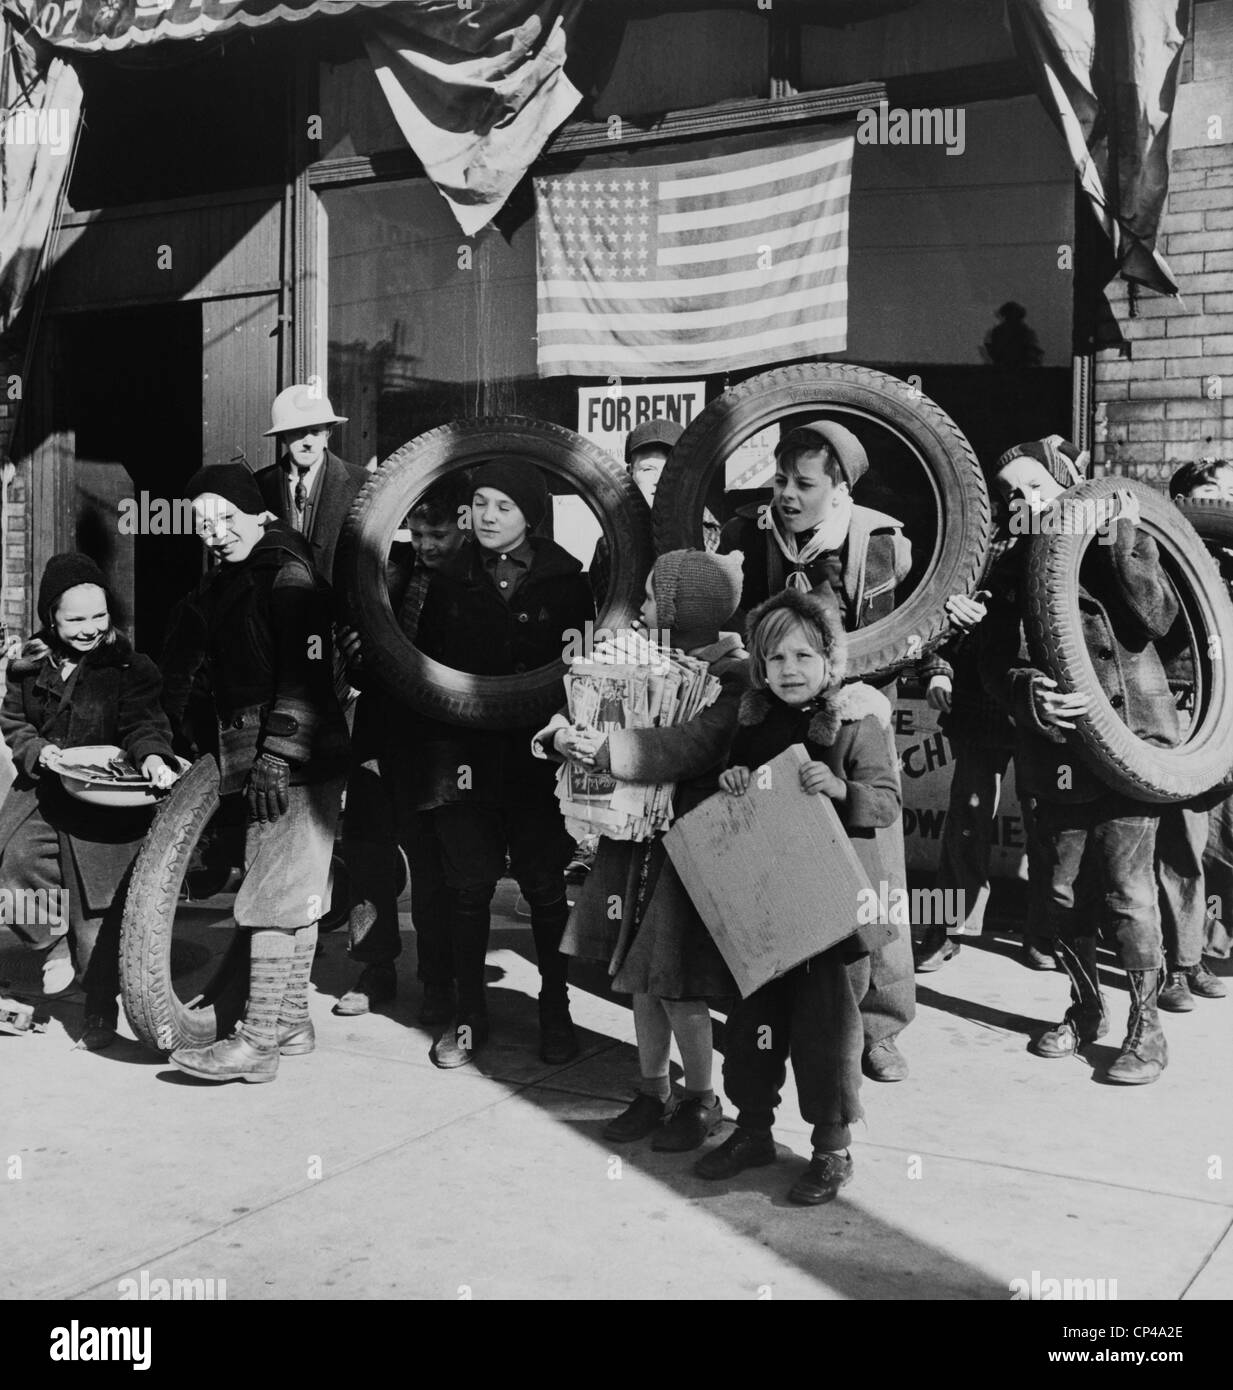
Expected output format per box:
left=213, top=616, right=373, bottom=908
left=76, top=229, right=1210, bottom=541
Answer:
left=413, top=460, right=595, bottom=1068
left=160, top=464, right=350, bottom=1083
left=983, top=441, right=1181, bottom=1084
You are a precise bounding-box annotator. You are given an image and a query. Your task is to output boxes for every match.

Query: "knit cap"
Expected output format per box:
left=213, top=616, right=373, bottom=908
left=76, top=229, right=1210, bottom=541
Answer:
left=652, top=549, right=744, bottom=643
left=994, top=435, right=1089, bottom=490
left=185, top=462, right=266, bottom=515
left=625, top=417, right=685, bottom=465
left=471, top=460, right=549, bottom=532
left=37, top=552, right=112, bottom=631
left=776, top=421, right=869, bottom=490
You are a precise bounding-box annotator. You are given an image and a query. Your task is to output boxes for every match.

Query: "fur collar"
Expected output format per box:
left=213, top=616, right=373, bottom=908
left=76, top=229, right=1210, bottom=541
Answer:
left=737, top=680, right=892, bottom=747
left=7, top=631, right=135, bottom=679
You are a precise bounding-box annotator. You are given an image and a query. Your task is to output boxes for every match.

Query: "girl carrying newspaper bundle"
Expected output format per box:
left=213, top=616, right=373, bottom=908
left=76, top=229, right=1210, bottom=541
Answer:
left=533, top=548, right=747, bottom=1154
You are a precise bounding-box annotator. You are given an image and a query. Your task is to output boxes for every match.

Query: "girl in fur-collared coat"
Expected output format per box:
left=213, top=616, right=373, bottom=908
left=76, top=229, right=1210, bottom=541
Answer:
left=693, top=587, right=904, bottom=1206
left=0, top=553, right=179, bottom=1049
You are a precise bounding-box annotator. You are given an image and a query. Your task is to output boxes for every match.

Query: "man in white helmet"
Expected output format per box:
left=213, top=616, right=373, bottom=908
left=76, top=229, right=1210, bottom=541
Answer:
left=255, top=384, right=370, bottom=590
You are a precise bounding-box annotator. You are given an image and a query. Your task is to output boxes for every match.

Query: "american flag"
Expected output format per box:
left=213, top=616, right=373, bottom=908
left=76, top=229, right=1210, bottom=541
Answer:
left=534, top=131, right=852, bottom=378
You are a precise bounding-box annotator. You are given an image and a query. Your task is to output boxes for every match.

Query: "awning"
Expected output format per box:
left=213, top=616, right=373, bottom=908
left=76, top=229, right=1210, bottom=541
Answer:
left=6, top=1, right=404, bottom=51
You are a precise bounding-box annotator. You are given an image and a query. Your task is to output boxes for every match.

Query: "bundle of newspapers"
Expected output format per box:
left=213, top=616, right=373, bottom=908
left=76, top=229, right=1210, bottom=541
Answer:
left=556, top=629, right=722, bottom=842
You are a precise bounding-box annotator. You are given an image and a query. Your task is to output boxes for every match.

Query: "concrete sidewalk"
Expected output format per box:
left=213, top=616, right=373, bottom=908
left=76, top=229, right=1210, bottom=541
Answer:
left=4, top=885, right=1232, bottom=1302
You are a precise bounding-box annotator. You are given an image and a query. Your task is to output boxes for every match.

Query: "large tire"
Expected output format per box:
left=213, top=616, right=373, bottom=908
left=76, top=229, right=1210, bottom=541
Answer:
left=651, top=363, right=991, bottom=681
left=119, top=756, right=247, bottom=1053
left=1176, top=497, right=1233, bottom=553
left=336, top=417, right=654, bottom=729
left=1024, top=478, right=1233, bottom=804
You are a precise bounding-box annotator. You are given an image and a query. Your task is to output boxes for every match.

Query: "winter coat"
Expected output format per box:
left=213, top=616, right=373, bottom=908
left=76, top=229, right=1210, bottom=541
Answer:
left=255, top=450, right=370, bottom=595
left=719, top=502, right=912, bottom=630
left=559, top=634, right=748, bottom=1000
left=982, top=523, right=1180, bottom=803
left=159, top=523, right=350, bottom=795
left=0, top=633, right=177, bottom=915
left=410, top=536, right=596, bottom=811
left=729, top=681, right=905, bottom=955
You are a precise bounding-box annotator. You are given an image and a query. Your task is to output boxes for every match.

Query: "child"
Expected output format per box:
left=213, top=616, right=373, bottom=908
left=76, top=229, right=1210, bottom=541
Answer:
left=162, top=464, right=350, bottom=1083
left=694, top=587, right=903, bottom=1204
left=0, top=553, right=180, bottom=1049
left=334, top=472, right=472, bottom=1023
left=984, top=447, right=1180, bottom=1083
left=540, top=549, right=747, bottom=1151
left=413, top=460, right=595, bottom=1068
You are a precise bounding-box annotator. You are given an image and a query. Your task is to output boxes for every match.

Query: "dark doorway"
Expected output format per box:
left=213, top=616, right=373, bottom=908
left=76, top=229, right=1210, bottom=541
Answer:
left=61, top=303, right=203, bottom=656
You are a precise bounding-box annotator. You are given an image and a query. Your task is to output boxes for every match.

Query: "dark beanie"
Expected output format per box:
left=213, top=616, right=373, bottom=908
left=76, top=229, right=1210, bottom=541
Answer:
left=652, top=548, right=745, bottom=643
left=471, top=460, right=549, bottom=532
left=185, top=462, right=266, bottom=516
left=37, top=552, right=111, bottom=631
left=994, top=435, right=1088, bottom=490
left=625, top=418, right=684, bottom=465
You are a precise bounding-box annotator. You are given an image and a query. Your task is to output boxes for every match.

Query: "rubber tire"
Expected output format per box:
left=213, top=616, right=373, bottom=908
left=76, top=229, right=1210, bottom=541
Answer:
left=336, top=417, right=654, bottom=729
left=651, top=363, right=991, bottom=682
left=1024, top=477, right=1233, bottom=804
left=1176, top=497, right=1233, bottom=551
left=119, top=755, right=247, bottom=1054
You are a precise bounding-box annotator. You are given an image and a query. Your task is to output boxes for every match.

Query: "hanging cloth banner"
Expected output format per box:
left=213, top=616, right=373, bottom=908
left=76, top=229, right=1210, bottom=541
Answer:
left=5, top=1, right=404, bottom=51
left=362, top=0, right=585, bottom=236
left=1007, top=0, right=1189, bottom=296
left=0, top=13, right=82, bottom=334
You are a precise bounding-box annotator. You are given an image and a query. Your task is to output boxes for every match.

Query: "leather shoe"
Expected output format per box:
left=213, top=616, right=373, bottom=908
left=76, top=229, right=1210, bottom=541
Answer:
left=171, top=1028, right=279, bottom=1083
left=914, top=929, right=959, bottom=973
left=1024, top=938, right=1058, bottom=971
left=419, top=982, right=456, bottom=1027
left=1157, top=970, right=1195, bottom=1013
left=694, top=1127, right=777, bottom=1180
left=862, top=1037, right=909, bottom=1082
left=431, top=1016, right=488, bottom=1069
left=1030, top=1013, right=1107, bottom=1058
left=539, top=1000, right=580, bottom=1065
left=80, top=1014, right=118, bottom=1051
left=333, top=963, right=396, bottom=1017
left=788, top=1150, right=853, bottom=1206
left=651, top=1096, right=723, bottom=1152
left=603, top=1093, right=667, bottom=1142
left=278, top=1017, right=315, bottom=1055
left=1187, top=962, right=1227, bottom=999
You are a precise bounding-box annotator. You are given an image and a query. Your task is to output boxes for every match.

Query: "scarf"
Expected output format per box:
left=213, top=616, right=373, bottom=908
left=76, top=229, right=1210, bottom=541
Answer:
left=770, top=492, right=853, bottom=593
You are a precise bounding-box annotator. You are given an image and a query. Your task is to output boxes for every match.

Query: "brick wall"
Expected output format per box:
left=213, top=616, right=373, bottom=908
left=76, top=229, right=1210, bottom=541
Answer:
left=1093, top=7, right=1233, bottom=484
left=0, top=344, right=29, bottom=665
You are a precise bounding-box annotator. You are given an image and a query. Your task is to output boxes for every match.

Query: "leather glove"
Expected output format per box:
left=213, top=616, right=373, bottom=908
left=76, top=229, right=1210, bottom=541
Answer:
left=246, top=752, right=291, bottom=823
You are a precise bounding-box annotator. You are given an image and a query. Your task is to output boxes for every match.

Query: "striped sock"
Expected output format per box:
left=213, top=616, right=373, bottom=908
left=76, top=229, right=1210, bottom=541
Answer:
left=242, top=929, right=296, bottom=1049
left=279, top=922, right=319, bottom=1028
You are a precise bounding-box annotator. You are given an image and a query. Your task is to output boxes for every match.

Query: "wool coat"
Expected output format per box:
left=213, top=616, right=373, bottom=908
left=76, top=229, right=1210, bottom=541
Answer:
left=159, top=523, right=350, bottom=795
left=410, top=535, right=595, bottom=811
left=728, top=680, right=905, bottom=956
left=255, top=450, right=370, bottom=592
left=719, top=502, right=912, bottom=630
left=0, top=633, right=177, bottom=915
left=558, top=634, right=748, bottom=1000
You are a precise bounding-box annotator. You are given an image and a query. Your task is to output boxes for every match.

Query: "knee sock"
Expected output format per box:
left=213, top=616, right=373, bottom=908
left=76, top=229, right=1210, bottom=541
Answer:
left=663, top=998, right=715, bottom=1103
left=280, top=922, right=319, bottom=1027
left=243, top=928, right=297, bottom=1047
left=632, top=992, right=671, bottom=1098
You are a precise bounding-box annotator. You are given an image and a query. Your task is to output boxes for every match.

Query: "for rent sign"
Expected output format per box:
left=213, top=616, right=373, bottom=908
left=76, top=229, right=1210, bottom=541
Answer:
left=577, top=382, right=706, bottom=457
